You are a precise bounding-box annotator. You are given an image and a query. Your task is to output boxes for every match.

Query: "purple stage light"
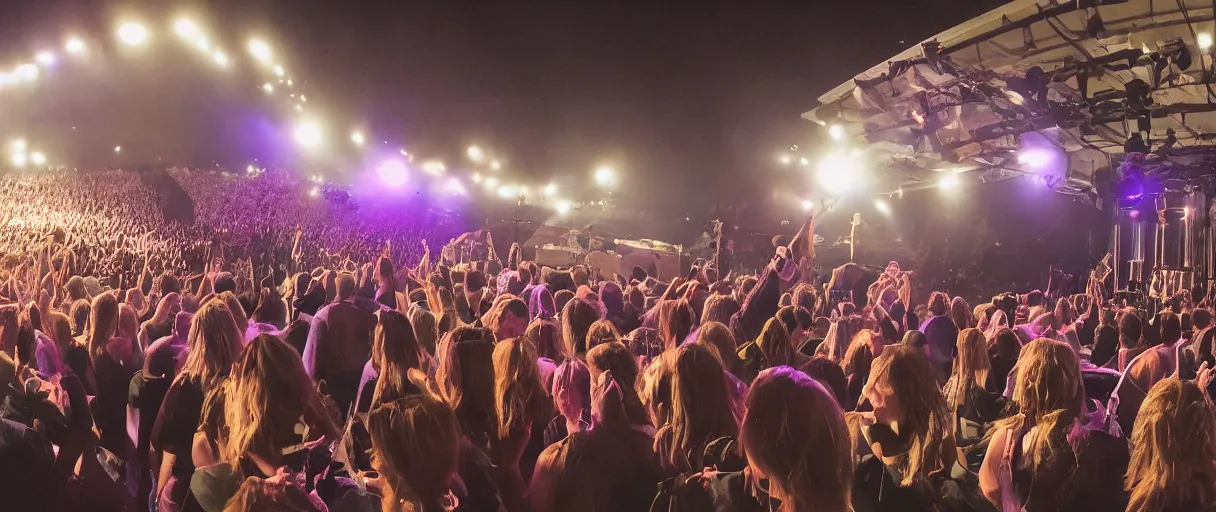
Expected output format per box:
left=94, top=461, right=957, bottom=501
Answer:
left=1017, top=148, right=1053, bottom=168
left=377, top=159, right=408, bottom=187
left=445, top=177, right=466, bottom=195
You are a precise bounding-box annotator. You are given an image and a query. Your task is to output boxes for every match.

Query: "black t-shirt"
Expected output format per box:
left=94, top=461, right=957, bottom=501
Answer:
left=0, top=418, right=56, bottom=512
left=152, top=374, right=212, bottom=478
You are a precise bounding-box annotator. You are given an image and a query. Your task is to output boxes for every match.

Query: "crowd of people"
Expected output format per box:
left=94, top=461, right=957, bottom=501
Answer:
left=0, top=169, right=1214, bottom=512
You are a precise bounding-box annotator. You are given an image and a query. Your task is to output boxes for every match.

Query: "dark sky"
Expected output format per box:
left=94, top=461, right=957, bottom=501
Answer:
left=0, top=0, right=1007, bottom=215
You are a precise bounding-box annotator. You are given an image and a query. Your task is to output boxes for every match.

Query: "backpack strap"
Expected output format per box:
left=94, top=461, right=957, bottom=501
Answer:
left=996, top=428, right=1025, bottom=512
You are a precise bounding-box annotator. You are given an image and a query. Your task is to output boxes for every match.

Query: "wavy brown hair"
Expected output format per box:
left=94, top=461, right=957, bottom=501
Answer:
left=945, top=328, right=990, bottom=415
left=371, top=310, right=425, bottom=410
left=368, top=393, right=461, bottom=511
left=862, top=344, right=954, bottom=487
left=585, top=318, right=620, bottom=352
left=493, top=336, right=551, bottom=441
left=433, top=326, right=497, bottom=445
left=179, top=299, right=244, bottom=392
left=656, top=343, right=739, bottom=473
left=1126, top=378, right=1216, bottom=512
left=657, top=299, right=695, bottom=350
left=87, top=293, right=120, bottom=360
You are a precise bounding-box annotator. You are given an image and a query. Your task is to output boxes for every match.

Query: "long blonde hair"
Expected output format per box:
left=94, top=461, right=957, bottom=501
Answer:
left=87, top=293, right=119, bottom=359
left=433, top=326, right=497, bottom=445
left=493, top=336, right=550, bottom=441
left=657, top=343, right=739, bottom=473
left=179, top=299, right=244, bottom=392
left=755, top=317, right=793, bottom=369
left=1126, top=378, right=1216, bottom=512
left=222, top=334, right=339, bottom=466
left=742, top=366, right=852, bottom=512
left=945, top=328, right=990, bottom=414
left=371, top=310, right=424, bottom=410
left=863, top=344, right=954, bottom=487
left=367, top=393, right=460, bottom=510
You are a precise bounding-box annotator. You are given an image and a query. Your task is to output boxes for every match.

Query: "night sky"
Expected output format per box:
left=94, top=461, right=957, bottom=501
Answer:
left=0, top=0, right=1007, bottom=215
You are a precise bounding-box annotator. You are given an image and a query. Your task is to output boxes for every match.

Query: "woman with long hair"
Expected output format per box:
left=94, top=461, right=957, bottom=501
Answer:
left=585, top=318, right=620, bottom=352
left=695, top=320, right=743, bottom=379
left=375, top=256, right=399, bottom=310
left=531, top=341, right=664, bottom=512
left=849, top=344, right=957, bottom=509
left=944, top=328, right=1001, bottom=449
left=657, top=299, right=695, bottom=350
left=152, top=299, right=244, bottom=512
left=561, top=297, right=601, bottom=362
left=987, top=327, right=1021, bottom=395
left=740, top=366, right=852, bottom=512
left=526, top=318, right=563, bottom=364
left=356, top=310, right=425, bottom=415
left=89, top=292, right=139, bottom=455
left=979, top=338, right=1129, bottom=510
left=654, top=343, right=742, bottom=474
left=407, top=305, right=439, bottom=360
left=842, top=333, right=875, bottom=412
left=203, top=334, right=339, bottom=478
left=365, top=393, right=462, bottom=512
left=434, top=326, right=498, bottom=450
left=950, top=296, right=972, bottom=330
left=739, top=317, right=795, bottom=382
left=492, top=335, right=554, bottom=500
left=1125, top=377, right=1216, bottom=512
left=140, top=292, right=181, bottom=350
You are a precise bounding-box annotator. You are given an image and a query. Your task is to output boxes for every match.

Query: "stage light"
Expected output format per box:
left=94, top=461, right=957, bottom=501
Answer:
left=114, top=145, right=122, bottom=153
left=399, top=149, right=410, bottom=157
left=421, top=160, right=446, bottom=175
left=350, top=131, right=365, bottom=146
left=248, top=39, right=273, bottom=62
left=555, top=199, right=573, bottom=215
left=544, top=182, right=557, bottom=196
left=308, top=186, right=320, bottom=198
left=212, top=51, right=230, bottom=67
left=799, top=157, right=809, bottom=166
left=779, top=155, right=791, bottom=165
left=193, top=36, right=211, bottom=51
left=11, top=139, right=27, bottom=152
left=246, top=164, right=256, bottom=173
left=11, top=153, right=27, bottom=168
left=274, top=65, right=285, bottom=77
left=496, top=184, right=517, bottom=199
left=816, top=153, right=861, bottom=195
left=446, top=177, right=466, bottom=195
left=519, top=185, right=530, bottom=197
left=286, top=79, right=293, bottom=87
left=1017, top=148, right=1053, bottom=168
left=377, top=159, right=408, bottom=187
left=15, top=63, right=39, bottom=81
left=262, top=83, right=274, bottom=93
left=874, top=199, right=890, bottom=214
left=472, top=173, right=483, bottom=183
left=299, top=95, right=307, bottom=103
left=293, top=120, right=322, bottom=148
left=293, top=104, right=303, bottom=112
left=467, top=145, right=484, bottom=162
left=35, top=51, right=56, bottom=66
left=490, top=159, right=501, bottom=170
left=939, top=169, right=960, bottom=189
left=65, top=38, right=86, bottom=54
left=1200, top=32, right=1214, bottom=51
left=594, top=166, right=616, bottom=188
left=118, top=22, right=149, bottom=46
left=801, top=199, right=814, bottom=212
left=828, top=124, right=846, bottom=141
left=484, top=176, right=499, bottom=189
left=174, top=19, right=200, bottom=38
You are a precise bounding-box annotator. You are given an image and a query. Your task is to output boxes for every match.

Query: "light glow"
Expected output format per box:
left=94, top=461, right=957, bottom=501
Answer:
left=350, top=131, right=365, bottom=146
left=118, top=22, right=150, bottom=46
left=779, top=155, right=791, bottom=165
left=490, top=159, right=501, bottom=170
left=262, top=83, right=274, bottom=93
left=555, top=199, right=573, bottom=215
left=1200, top=32, right=1214, bottom=51
left=472, top=172, right=483, bottom=183
left=446, top=177, right=467, bottom=195
left=377, top=160, right=409, bottom=187
left=594, top=166, right=616, bottom=188
left=11, top=139, right=27, bottom=152
left=293, top=120, right=323, bottom=148
left=874, top=199, right=890, bottom=214
left=544, top=183, right=557, bottom=196
left=248, top=39, right=273, bottom=62
left=828, top=124, right=846, bottom=141
left=1017, top=148, right=1053, bottom=169
left=274, top=64, right=285, bottom=77
left=15, top=63, right=39, bottom=81
left=114, top=145, right=122, bottom=153
left=816, top=153, right=862, bottom=195
left=174, top=19, right=201, bottom=38
left=801, top=199, right=814, bottom=212
left=10, top=153, right=27, bottom=168
left=212, top=51, right=230, bottom=67
left=467, top=145, right=484, bottom=162
left=308, top=186, right=320, bottom=198
left=421, top=160, right=446, bottom=175
left=65, top=38, right=86, bottom=54
left=35, top=51, right=56, bottom=66
left=939, top=170, right=960, bottom=189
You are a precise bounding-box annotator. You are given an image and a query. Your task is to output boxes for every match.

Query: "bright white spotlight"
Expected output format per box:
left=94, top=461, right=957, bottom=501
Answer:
left=377, top=159, right=408, bottom=187
left=15, top=63, right=39, bottom=81
left=114, top=145, right=122, bottom=153
left=118, top=22, right=150, bottom=46
left=816, top=153, right=861, bottom=195
left=472, top=172, right=483, bottom=183
left=594, top=166, right=616, bottom=187
left=421, top=160, right=446, bottom=175
left=490, top=159, right=501, bottom=171
left=29, top=152, right=46, bottom=166
left=10, top=153, right=27, bottom=168
left=519, top=185, right=530, bottom=197
left=544, top=182, right=557, bottom=196
left=293, top=120, right=323, bottom=148
left=939, top=170, right=960, bottom=189
left=496, top=184, right=517, bottom=199
left=11, top=139, right=27, bottom=152
left=273, top=65, right=285, bottom=77
left=466, top=145, right=484, bottom=162
left=293, top=104, right=303, bottom=112
left=248, top=39, right=272, bottom=62
left=446, top=177, right=467, bottom=195
left=286, top=79, right=293, bottom=87
left=828, top=124, right=846, bottom=141
left=874, top=199, right=891, bottom=214
left=174, top=19, right=201, bottom=38
left=262, top=83, right=274, bottom=93
left=555, top=199, right=573, bottom=215
left=1200, top=32, right=1214, bottom=51
left=308, top=186, right=320, bottom=198
left=299, top=95, right=307, bottom=103
left=1017, top=148, right=1053, bottom=169
left=212, top=51, right=230, bottom=67
left=35, top=51, right=56, bottom=66
left=246, top=164, right=256, bottom=173
left=65, top=38, right=86, bottom=54
left=799, top=157, right=809, bottom=166
left=779, top=155, right=791, bottom=165
left=350, top=131, right=365, bottom=146
left=801, top=199, right=814, bottom=212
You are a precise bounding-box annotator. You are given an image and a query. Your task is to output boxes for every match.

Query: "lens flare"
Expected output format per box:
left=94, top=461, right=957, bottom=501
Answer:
left=118, top=22, right=150, bottom=46
left=350, top=131, right=365, bottom=146
left=212, top=51, right=230, bottom=67
left=466, top=145, right=484, bottom=162
left=293, top=120, right=322, bottom=148
left=248, top=39, right=272, bottom=62
left=35, top=51, right=56, bottom=66
left=65, top=38, right=86, bottom=54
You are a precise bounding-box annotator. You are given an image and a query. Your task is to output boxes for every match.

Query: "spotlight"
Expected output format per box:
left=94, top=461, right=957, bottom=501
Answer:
left=299, top=95, right=307, bottom=103
left=350, top=131, right=365, bottom=146
left=308, top=186, right=320, bottom=198
left=212, top=51, right=230, bottom=67
left=293, top=120, right=322, bottom=148
left=11, top=153, right=27, bottom=168
left=490, top=159, right=501, bottom=171
left=801, top=199, right=814, bottom=212
left=11, top=139, right=27, bottom=152
left=484, top=176, right=500, bottom=189
left=34, top=51, right=56, bottom=66
left=262, top=83, right=274, bottom=93
left=14, top=63, right=39, bottom=81
left=496, top=184, right=517, bottom=199
left=421, top=160, right=446, bottom=175
left=65, top=38, right=86, bottom=54
left=118, top=22, right=150, bottom=46
left=248, top=39, right=273, bottom=62
left=274, top=65, right=285, bottom=77
left=779, top=155, right=791, bottom=165
left=939, top=169, right=960, bottom=189
left=466, top=145, right=484, bottom=162
left=544, top=182, right=557, bottom=196
left=1200, top=32, right=1214, bottom=51
left=174, top=19, right=201, bottom=38
left=555, top=199, right=573, bottom=214
left=1017, top=148, right=1053, bottom=168
left=594, top=166, right=616, bottom=188
left=799, top=157, right=810, bottom=166
left=114, top=145, right=122, bottom=153
left=472, top=173, right=483, bottom=183
left=446, top=177, right=466, bottom=195
left=246, top=164, right=256, bottom=173
left=377, top=159, right=408, bottom=187
left=828, top=124, right=846, bottom=141
left=293, top=104, right=303, bottom=112
left=874, top=199, right=890, bottom=214
left=816, top=153, right=862, bottom=195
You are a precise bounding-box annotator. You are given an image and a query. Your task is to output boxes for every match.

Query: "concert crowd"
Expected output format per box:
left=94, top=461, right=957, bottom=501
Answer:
left=0, top=169, right=1213, bottom=512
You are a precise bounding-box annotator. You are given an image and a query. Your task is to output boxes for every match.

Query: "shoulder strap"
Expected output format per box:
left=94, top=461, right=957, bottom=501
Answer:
left=997, top=429, right=1025, bottom=512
